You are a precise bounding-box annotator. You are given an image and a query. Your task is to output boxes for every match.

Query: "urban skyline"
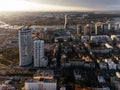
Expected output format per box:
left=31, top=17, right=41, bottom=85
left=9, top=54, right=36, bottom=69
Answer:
left=0, top=10, right=120, bottom=89
left=0, top=1, right=120, bottom=89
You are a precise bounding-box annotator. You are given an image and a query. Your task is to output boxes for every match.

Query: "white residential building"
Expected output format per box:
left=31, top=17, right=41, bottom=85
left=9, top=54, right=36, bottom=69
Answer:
left=114, top=23, right=119, bottom=30
left=103, top=23, right=108, bottom=34
left=19, top=29, right=33, bottom=66
left=25, top=81, right=56, bottom=90
left=34, top=40, right=48, bottom=67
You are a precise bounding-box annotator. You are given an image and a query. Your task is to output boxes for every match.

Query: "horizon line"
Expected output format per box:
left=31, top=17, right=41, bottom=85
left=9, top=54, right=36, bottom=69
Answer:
left=0, top=9, right=93, bottom=12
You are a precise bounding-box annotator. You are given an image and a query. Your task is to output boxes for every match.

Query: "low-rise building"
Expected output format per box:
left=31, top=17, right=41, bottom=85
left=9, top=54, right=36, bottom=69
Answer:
left=34, top=70, right=54, bottom=80
left=0, top=84, right=15, bottom=90
left=106, top=59, right=117, bottom=70
left=93, top=87, right=110, bottom=90
left=81, top=36, right=89, bottom=42
left=25, top=80, right=56, bottom=90
left=98, top=61, right=108, bottom=70
left=111, top=77, right=120, bottom=90
left=90, top=35, right=112, bottom=43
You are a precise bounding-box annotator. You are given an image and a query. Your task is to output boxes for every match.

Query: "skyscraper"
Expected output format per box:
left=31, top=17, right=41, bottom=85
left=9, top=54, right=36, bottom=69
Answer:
left=95, top=22, right=102, bottom=35
left=34, top=40, right=47, bottom=67
left=108, top=22, right=114, bottom=30
left=19, top=29, right=33, bottom=66
left=77, top=24, right=83, bottom=36
left=114, top=23, right=119, bottom=30
left=103, top=23, right=108, bottom=34
left=84, top=24, right=91, bottom=35
left=64, top=14, right=69, bottom=30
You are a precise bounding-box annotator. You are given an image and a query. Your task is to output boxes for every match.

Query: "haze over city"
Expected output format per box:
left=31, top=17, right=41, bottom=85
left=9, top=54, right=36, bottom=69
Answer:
left=0, top=0, right=120, bottom=90
left=0, top=0, right=120, bottom=11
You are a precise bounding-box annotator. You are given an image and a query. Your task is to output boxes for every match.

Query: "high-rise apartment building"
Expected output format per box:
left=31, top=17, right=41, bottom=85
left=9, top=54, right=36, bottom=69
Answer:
left=108, top=22, right=114, bottom=30
left=114, top=24, right=119, bottom=30
left=19, top=29, right=33, bottom=66
left=84, top=24, right=93, bottom=35
left=34, top=40, right=47, bottom=67
left=77, top=24, right=83, bottom=36
left=64, top=14, right=69, bottom=30
left=103, top=23, right=108, bottom=34
left=95, top=22, right=102, bottom=35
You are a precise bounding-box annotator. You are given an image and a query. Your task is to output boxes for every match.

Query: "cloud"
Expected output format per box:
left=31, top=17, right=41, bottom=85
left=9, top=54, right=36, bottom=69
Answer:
left=29, top=0, right=120, bottom=10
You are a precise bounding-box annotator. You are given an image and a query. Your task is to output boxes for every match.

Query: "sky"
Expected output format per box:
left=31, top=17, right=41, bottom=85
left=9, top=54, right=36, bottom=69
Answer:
left=0, top=0, right=120, bottom=11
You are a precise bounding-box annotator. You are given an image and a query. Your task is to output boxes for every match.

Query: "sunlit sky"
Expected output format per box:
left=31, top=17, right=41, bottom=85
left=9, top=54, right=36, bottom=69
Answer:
left=0, top=0, right=120, bottom=11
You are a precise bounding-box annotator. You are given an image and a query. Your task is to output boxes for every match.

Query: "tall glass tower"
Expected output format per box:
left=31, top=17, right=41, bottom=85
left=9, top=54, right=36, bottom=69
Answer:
left=19, top=29, right=33, bottom=66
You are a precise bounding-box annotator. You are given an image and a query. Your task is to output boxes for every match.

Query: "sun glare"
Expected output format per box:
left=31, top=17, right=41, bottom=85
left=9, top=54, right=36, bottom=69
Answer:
left=0, top=0, right=91, bottom=12
left=0, top=0, right=41, bottom=11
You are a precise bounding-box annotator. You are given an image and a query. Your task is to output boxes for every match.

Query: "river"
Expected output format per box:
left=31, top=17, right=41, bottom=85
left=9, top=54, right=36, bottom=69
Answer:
left=0, top=20, right=77, bottom=30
